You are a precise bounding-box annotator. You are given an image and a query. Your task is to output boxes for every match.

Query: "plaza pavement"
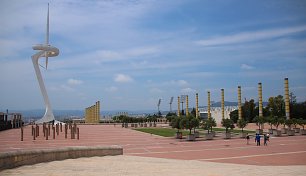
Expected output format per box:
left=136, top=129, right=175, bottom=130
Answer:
left=0, top=124, right=305, bottom=175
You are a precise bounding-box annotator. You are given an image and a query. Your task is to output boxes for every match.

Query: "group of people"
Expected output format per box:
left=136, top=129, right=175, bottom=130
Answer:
left=246, top=133, right=269, bottom=146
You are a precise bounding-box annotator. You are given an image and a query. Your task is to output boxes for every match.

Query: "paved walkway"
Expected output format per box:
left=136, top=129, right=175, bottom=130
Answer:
left=1, top=124, right=306, bottom=175
left=1, top=155, right=305, bottom=176
left=0, top=124, right=305, bottom=166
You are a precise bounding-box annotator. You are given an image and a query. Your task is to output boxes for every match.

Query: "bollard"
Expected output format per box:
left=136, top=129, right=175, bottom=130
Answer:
left=43, top=124, right=46, bottom=137
left=65, top=124, right=67, bottom=139
left=36, top=125, right=39, bottom=137
left=77, top=127, right=79, bottom=140
left=56, top=124, right=59, bottom=135
left=48, top=124, right=51, bottom=136
left=74, top=123, right=77, bottom=133
left=46, top=128, right=48, bottom=140
left=31, top=125, right=34, bottom=136
left=21, top=127, right=23, bottom=141
left=33, top=129, right=36, bottom=140
left=53, top=127, right=55, bottom=139
left=71, top=127, right=73, bottom=139
left=60, top=123, right=62, bottom=132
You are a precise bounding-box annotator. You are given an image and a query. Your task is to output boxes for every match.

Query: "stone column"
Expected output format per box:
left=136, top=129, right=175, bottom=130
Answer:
left=284, top=78, right=290, bottom=120
left=238, top=86, right=242, bottom=120
left=196, top=93, right=199, bottom=118
left=207, top=91, right=211, bottom=119
left=186, top=95, right=189, bottom=116
left=221, top=89, right=225, bottom=119
left=177, top=96, right=180, bottom=117
left=258, top=83, right=263, bottom=117
left=96, top=101, right=100, bottom=123
left=85, top=107, right=88, bottom=123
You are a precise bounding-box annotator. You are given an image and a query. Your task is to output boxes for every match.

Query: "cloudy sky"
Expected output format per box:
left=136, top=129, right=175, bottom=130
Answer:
left=1, top=0, right=306, bottom=112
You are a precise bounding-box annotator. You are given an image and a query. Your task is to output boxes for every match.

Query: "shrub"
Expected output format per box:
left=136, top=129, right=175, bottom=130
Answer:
left=221, top=118, right=235, bottom=133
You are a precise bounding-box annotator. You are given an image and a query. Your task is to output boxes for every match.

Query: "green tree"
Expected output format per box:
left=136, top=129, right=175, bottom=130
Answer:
left=271, top=116, right=281, bottom=130
left=253, top=116, right=265, bottom=130
left=267, top=95, right=285, bottom=118
left=191, top=118, right=200, bottom=133
left=242, top=99, right=256, bottom=122
left=297, top=119, right=306, bottom=130
left=170, top=116, right=182, bottom=133
left=221, top=118, right=235, bottom=133
left=201, top=118, right=217, bottom=134
left=266, top=116, right=276, bottom=130
left=279, top=117, right=286, bottom=128
left=290, top=95, right=306, bottom=119
left=285, top=119, right=294, bottom=130
left=166, top=112, right=176, bottom=123
left=229, top=110, right=238, bottom=123
left=237, top=118, right=248, bottom=133
left=180, top=115, right=197, bottom=135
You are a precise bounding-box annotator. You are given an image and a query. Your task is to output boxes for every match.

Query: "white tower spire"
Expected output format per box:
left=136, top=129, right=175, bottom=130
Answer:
left=32, top=4, right=60, bottom=124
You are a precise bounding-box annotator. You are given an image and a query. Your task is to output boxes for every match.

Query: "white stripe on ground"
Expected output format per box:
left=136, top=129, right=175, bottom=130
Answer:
left=126, top=145, right=261, bottom=155
left=197, top=150, right=306, bottom=161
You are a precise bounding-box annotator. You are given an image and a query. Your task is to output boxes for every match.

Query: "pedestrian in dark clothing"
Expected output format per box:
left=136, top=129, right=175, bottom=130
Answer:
left=264, top=134, right=268, bottom=146
left=256, top=134, right=261, bottom=146
left=246, top=133, right=250, bottom=145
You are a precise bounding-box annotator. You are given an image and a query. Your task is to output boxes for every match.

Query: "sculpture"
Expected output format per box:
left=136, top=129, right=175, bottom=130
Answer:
left=32, top=4, right=59, bottom=124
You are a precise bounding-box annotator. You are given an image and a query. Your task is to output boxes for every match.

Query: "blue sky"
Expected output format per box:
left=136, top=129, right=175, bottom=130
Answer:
left=0, top=0, right=306, bottom=112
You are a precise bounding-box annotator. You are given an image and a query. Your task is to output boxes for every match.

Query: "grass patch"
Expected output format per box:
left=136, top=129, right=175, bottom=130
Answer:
left=134, top=128, right=190, bottom=137
left=211, top=127, right=255, bottom=134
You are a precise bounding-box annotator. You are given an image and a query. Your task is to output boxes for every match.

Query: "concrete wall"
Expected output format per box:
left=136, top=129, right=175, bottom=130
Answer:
left=0, top=146, right=123, bottom=170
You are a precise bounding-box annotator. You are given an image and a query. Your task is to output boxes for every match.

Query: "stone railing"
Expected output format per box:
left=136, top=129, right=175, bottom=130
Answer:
left=0, top=145, right=123, bottom=170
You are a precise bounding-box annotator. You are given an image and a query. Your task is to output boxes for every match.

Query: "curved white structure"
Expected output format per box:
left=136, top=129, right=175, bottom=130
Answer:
left=32, top=4, right=60, bottom=124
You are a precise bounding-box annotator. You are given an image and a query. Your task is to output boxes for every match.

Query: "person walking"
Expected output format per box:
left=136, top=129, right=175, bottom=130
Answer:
left=264, top=134, right=268, bottom=146
left=246, top=133, right=250, bottom=145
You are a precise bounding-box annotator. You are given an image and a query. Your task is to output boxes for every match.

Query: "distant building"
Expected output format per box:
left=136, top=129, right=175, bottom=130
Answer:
left=199, top=106, right=237, bottom=124
left=0, top=112, right=23, bottom=131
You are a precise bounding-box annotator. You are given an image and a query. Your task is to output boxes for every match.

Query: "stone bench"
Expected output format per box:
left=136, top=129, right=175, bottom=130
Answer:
left=0, top=145, right=123, bottom=170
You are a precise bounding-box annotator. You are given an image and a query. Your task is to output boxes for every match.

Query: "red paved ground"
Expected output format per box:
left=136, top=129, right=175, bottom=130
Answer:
left=0, top=124, right=305, bottom=166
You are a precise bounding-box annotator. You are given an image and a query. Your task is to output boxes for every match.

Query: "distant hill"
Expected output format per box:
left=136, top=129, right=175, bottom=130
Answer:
left=211, top=101, right=238, bottom=107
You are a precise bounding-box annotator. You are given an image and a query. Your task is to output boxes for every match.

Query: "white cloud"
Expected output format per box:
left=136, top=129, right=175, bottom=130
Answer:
left=114, top=74, right=133, bottom=83
left=196, top=25, right=306, bottom=46
left=168, top=80, right=189, bottom=87
left=181, top=87, right=196, bottom=93
left=178, top=80, right=188, bottom=86
left=149, top=88, right=163, bottom=94
left=105, top=86, right=118, bottom=92
left=50, top=84, right=74, bottom=92
left=241, top=64, right=254, bottom=70
left=127, top=47, right=159, bottom=56
left=94, top=47, right=159, bottom=64
left=67, top=78, right=83, bottom=86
